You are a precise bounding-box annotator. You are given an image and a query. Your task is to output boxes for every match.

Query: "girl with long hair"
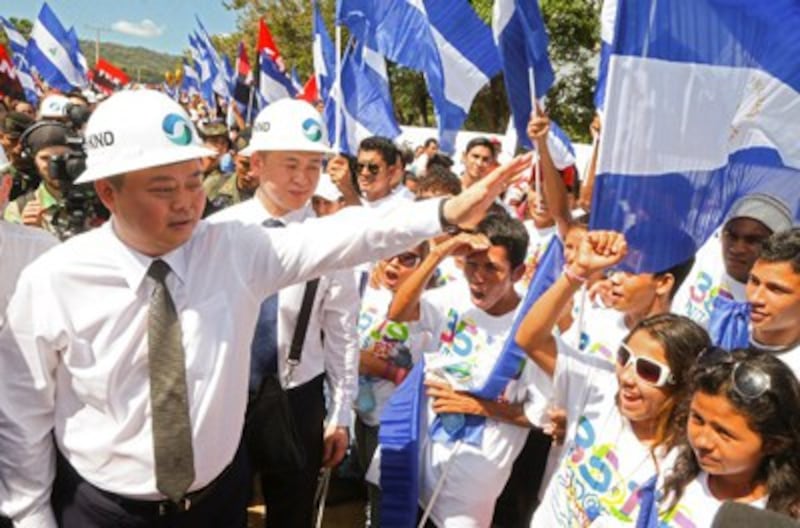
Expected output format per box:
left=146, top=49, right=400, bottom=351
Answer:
left=659, top=348, right=800, bottom=525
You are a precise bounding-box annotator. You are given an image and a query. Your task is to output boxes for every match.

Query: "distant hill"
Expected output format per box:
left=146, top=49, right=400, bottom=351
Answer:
left=78, top=40, right=181, bottom=85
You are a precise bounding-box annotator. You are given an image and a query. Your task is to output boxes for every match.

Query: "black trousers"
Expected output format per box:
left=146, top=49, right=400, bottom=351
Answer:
left=51, top=443, right=250, bottom=528
left=0, top=516, right=11, bottom=528
left=491, top=427, right=552, bottom=527
left=257, top=373, right=326, bottom=528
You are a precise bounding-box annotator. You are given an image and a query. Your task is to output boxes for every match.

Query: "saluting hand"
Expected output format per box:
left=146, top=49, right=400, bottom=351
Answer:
left=441, top=153, right=533, bottom=230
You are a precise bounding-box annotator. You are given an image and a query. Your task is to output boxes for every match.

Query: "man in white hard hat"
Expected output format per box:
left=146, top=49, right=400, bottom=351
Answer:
left=0, top=89, right=531, bottom=528
left=210, top=98, right=358, bottom=527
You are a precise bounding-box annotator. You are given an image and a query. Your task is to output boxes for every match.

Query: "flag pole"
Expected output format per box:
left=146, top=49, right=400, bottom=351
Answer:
left=528, top=66, right=543, bottom=212
left=333, top=25, right=342, bottom=153
left=246, top=83, right=255, bottom=124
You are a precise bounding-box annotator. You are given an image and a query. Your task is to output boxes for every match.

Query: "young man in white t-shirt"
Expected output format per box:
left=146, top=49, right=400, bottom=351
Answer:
left=747, top=227, right=800, bottom=375
left=673, top=193, right=793, bottom=328
left=387, top=214, right=551, bottom=528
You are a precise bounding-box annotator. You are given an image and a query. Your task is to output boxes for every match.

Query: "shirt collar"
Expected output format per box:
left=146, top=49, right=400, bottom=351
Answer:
left=244, top=195, right=315, bottom=225
left=103, top=219, right=190, bottom=292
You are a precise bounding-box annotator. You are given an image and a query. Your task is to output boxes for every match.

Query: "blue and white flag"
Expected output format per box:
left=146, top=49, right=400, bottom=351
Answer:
left=594, top=0, right=618, bottom=111
left=290, top=67, right=303, bottom=93
left=592, top=0, right=800, bottom=274
left=492, top=0, right=555, bottom=151
left=0, top=17, right=40, bottom=105
left=312, top=0, right=335, bottom=102
left=502, top=116, right=576, bottom=170
left=189, top=32, right=215, bottom=106
left=195, top=17, right=230, bottom=100
left=324, top=40, right=401, bottom=155
left=66, top=27, right=88, bottom=84
left=338, top=0, right=501, bottom=154
left=181, top=58, right=201, bottom=98
left=256, top=51, right=296, bottom=109
left=26, top=2, right=86, bottom=92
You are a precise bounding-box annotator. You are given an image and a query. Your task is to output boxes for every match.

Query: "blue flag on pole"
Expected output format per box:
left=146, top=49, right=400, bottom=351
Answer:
left=181, top=58, right=201, bottom=98
left=195, top=16, right=230, bottom=101
left=591, top=0, right=800, bottom=274
left=324, top=40, right=401, bottom=155
left=256, top=51, right=297, bottom=109
left=0, top=17, right=40, bottom=105
left=26, top=2, right=85, bottom=92
left=492, top=0, right=555, bottom=151
left=337, top=0, right=501, bottom=154
left=312, top=0, right=335, bottom=102
left=66, top=27, right=88, bottom=85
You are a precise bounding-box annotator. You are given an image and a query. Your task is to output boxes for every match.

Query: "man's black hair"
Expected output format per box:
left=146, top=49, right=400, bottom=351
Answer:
left=359, top=136, right=398, bottom=165
left=464, top=137, right=496, bottom=158
left=656, top=256, right=696, bottom=300
left=426, top=153, right=454, bottom=170
left=759, top=227, right=800, bottom=274
left=423, top=137, right=438, bottom=148
left=417, top=165, right=462, bottom=196
left=476, top=214, right=529, bottom=270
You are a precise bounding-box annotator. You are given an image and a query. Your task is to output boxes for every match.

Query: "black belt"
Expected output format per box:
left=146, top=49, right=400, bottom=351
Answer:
left=56, top=449, right=237, bottom=517
left=102, top=459, right=235, bottom=516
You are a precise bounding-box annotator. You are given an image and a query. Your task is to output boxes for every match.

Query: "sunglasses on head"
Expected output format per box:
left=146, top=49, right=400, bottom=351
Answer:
left=389, top=251, right=422, bottom=268
left=696, top=347, right=772, bottom=401
left=356, top=162, right=382, bottom=176
left=617, top=343, right=676, bottom=387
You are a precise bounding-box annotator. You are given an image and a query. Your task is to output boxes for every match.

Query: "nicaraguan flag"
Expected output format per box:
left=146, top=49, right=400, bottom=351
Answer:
left=337, top=0, right=501, bottom=154
left=256, top=51, right=297, bottom=109
left=324, top=40, right=401, bottom=155
left=594, top=0, right=618, bottom=111
left=188, top=32, right=214, bottom=106
left=312, top=0, right=335, bottom=102
left=195, top=17, right=230, bottom=100
left=592, top=0, right=800, bottom=274
left=492, top=0, right=555, bottom=151
left=0, top=17, right=40, bottom=105
left=66, top=26, right=88, bottom=86
left=26, top=2, right=86, bottom=92
left=181, top=58, right=201, bottom=98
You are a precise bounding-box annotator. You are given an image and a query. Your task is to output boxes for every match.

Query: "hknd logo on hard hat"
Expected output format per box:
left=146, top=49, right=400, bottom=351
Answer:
left=162, top=114, right=193, bottom=146
left=302, top=118, right=322, bottom=142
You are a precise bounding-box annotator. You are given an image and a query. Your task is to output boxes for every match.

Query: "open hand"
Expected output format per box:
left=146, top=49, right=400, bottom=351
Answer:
left=441, top=153, right=533, bottom=230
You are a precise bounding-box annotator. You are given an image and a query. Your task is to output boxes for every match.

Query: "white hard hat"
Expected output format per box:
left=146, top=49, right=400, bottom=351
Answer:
left=39, top=94, right=70, bottom=118
left=75, top=89, right=216, bottom=184
left=314, top=173, right=343, bottom=202
left=240, top=99, right=333, bottom=156
left=0, top=147, right=10, bottom=172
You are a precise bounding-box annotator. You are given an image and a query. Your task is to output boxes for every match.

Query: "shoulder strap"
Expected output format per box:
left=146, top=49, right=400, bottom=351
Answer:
left=288, top=278, right=321, bottom=364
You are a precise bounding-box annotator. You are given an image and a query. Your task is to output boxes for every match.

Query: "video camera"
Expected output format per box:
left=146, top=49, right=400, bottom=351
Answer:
left=48, top=135, right=109, bottom=240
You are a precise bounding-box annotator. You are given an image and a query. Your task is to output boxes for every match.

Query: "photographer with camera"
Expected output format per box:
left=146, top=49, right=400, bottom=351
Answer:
left=3, top=120, right=105, bottom=239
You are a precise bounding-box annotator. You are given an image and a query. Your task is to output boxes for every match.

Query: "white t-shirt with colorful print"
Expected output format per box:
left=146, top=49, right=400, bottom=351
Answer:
left=532, top=336, right=673, bottom=528
left=355, top=285, right=432, bottom=426
left=658, top=471, right=768, bottom=527
left=416, top=284, right=553, bottom=528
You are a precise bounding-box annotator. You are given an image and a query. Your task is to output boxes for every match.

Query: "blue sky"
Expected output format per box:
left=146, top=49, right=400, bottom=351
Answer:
left=0, top=0, right=240, bottom=56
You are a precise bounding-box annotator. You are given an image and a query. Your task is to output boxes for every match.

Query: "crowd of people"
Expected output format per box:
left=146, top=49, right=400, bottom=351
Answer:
left=0, top=84, right=799, bottom=528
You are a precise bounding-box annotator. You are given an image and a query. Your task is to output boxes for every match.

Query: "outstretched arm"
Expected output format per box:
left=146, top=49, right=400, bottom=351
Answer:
left=388, top=232, right=490, bottom=322
left=515, top=231, right=628, bottom=376
left=527, top=109, right=572, bottom=239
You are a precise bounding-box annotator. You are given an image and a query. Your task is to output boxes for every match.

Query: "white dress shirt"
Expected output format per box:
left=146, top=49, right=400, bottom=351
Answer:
left=0, top=222, right=58, bottom=322
left=0, top=198, right=442, bottom=528
left=210, top=199, right=359, bottom=427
